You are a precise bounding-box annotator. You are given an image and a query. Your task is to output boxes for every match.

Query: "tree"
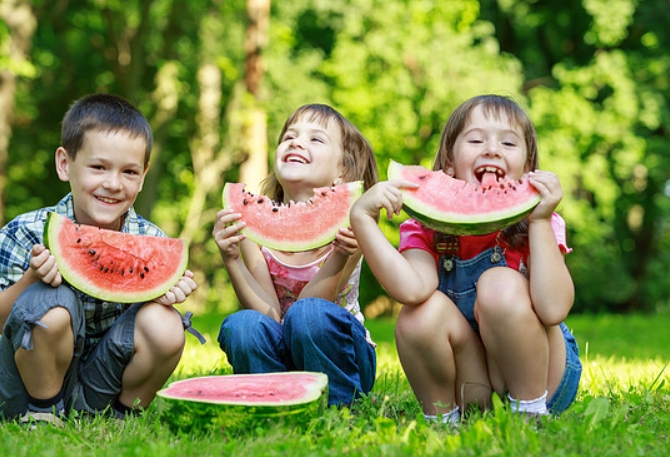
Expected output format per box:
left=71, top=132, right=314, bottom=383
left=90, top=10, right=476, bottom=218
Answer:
left=0, top=0, right=36, bottom=226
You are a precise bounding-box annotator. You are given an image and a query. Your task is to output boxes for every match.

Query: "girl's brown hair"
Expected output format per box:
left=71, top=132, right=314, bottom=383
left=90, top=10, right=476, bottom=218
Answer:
left=433, top=94, right=538, bottom=173
left=261, top=104, right=379, bottom=202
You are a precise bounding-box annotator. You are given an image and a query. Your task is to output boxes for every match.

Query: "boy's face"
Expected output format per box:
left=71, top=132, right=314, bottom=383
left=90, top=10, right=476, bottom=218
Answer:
left=449, top=105, right=529, bottom=184
left=55, top=130, right=148, bottom=230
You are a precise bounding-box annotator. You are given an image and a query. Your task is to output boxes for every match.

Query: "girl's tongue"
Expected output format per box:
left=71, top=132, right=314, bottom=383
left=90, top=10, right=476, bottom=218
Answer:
left=479, top=172, right=500, bottom=187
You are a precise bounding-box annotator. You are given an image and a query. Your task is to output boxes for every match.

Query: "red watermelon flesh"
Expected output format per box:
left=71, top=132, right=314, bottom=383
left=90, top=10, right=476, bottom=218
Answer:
left=156, top=372, right=328, bottom=432
left=388, top=160, right=541, bottom=235
left=44, top=212, right=188, bottom=303
left=222, top=181, right=363, bottom=252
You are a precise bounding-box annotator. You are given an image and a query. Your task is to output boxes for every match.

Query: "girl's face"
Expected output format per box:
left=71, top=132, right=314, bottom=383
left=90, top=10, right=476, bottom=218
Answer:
left=274, top=116, right=344, bottom=201
left=448, top=105, right=529, bottom=184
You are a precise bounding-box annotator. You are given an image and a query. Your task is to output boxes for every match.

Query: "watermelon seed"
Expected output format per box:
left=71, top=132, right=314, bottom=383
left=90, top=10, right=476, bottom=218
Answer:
left=242, top=198, right=248, bottom=205
left=77, top=239, right=81, bottom=243
left=89, top=249, right=96, bottom=255
left=257, top=198, right=264, bottom=203
left=144, top=266, right=149, bottom=273
left=129, top=267, right=133, bottom=273
left=272, top=207, right=279, bottom=212
left=140, top=273, right=145, bottom=279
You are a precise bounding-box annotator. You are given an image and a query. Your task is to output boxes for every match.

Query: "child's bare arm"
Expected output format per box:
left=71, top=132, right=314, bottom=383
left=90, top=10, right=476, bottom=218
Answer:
left=213, top=209, right=282, bottom=320
left=527, top=170, right=575, bottom=325
left=350, top=180, right=439, bottom=305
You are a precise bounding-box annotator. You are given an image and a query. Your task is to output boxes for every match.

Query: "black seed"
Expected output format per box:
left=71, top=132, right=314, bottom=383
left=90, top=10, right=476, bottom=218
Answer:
left=99, top=266, right=104, bottom=271
left=104, top=268, right=109, bottom=273
left=77, top=239, right=81, bottom=243
left=144, top=266, right=149, bottom=273
left=121, top=270, right=124, bottom=276
left=419, top=175, right=427, bottom=180
left=140, top=273, right=145, bottom=279
left=89, top=249, right=96, bottom=255
left=257, top=198, right=264, bottom=203
left=243, top=198, right=248, bottom=205
left=129, top=267, right=133, bottom=273
left=272, top=207, right=279, bottom=212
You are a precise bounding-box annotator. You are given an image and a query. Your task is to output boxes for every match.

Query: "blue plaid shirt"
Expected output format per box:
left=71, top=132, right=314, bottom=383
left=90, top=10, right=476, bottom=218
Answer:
left=0, top=193, right=165, bottom=339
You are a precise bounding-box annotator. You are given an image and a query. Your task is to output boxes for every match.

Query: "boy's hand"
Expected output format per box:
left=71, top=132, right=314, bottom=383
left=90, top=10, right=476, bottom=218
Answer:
left=351, top=180, right=418, bottom=221
left=213, top=209, right=246, bottom=261
left=153, top=269, right=197, bottom=306
left=30, top=244, right=62, bottom=287
left=527, top=170, right=562, bottom=222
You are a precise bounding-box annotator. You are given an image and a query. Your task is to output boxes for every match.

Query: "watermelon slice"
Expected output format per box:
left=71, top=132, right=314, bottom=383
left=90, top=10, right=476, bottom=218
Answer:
left=222, top=181, right=363, bottom=252
left=156, top=372, right=328, bottom=432
left=388, top=160, right=541, bottom=235
left=44, top=212, right=188, bottom=303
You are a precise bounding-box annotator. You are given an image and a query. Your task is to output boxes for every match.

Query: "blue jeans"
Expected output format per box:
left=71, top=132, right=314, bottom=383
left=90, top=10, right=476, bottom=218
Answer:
left=437, top=247, right=582, bottom=415
left=218, top=298, right=376, bottom=406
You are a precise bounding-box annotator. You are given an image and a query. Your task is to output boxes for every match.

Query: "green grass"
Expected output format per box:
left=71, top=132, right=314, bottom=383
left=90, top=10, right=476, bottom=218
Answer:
left=2, top=312, right=669, bottom=456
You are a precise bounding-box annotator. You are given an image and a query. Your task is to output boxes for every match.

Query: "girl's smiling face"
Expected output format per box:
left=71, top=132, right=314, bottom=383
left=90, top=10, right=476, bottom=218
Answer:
left=274, top=116, right=344, bottom=202
left=56, top=129, right=148, bottom=230
left=449, top=104, right=529, bottom=184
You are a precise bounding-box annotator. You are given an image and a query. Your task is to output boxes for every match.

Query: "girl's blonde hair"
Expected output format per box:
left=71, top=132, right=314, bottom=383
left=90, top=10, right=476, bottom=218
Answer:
left=261, top=104, right=379, bottom=202
left=433, top=94, right=538, bottom=173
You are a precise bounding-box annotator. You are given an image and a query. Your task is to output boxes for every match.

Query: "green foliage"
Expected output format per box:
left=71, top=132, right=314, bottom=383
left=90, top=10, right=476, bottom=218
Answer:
left=2, top=0, right=670, bottom=313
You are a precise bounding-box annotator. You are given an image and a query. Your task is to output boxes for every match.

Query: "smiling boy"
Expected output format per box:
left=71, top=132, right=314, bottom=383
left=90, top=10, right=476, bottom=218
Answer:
left=0, top=94, right=197, bottom=426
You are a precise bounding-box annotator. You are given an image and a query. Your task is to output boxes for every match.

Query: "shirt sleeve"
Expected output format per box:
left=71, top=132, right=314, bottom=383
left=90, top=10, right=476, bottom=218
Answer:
left=398, top=219, right=440, bottom=265
left=551, top=213, right=572, bottom=254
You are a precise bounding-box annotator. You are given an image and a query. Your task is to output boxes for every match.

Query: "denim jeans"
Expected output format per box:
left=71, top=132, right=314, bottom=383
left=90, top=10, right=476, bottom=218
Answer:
left=218, top=298, right=376, bottom=406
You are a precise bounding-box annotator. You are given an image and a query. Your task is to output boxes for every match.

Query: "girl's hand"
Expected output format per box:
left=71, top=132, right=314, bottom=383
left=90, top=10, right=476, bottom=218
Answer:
left=351, top=180, right=418, bottom=220
left=153, top=269, right=197, bottom=306
left=333, top=227, right=359, bottom=256
left=527, top=170, right=563, bottom=222
left=213, top=209, right=246, bottom=261
left=29, top=244, right=62, bottom=287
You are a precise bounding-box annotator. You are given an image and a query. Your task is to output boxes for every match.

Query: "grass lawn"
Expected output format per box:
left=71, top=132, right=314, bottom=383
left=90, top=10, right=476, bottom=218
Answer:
left=1, top=312, right=669, bottom=456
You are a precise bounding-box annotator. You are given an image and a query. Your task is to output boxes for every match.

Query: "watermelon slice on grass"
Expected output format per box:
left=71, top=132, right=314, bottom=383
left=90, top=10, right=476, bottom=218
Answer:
left=44, top=212, right=188, bottom=303
left=222, top=181, right=363, bottom=252
left=156, top=372, right=329, bottom=433
left=387, top=160, right=541, bottom=235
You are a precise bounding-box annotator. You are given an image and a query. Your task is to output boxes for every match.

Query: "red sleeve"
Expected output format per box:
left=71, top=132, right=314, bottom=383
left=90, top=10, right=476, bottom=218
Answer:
left=398, top=219, right=440, bottom=266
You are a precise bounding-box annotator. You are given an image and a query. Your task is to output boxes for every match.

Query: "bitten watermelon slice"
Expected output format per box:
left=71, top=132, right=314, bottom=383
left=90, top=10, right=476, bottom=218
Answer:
left=388, top=160, right=541, bottom=235
left=222, top=181, right=363, bottom=252
left=44, top=212, right=188, bottom=303
left=156, top=372, right=328, bottom=432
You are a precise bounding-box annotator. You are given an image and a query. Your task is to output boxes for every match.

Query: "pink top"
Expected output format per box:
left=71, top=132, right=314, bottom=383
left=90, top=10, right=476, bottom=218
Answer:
left=399, top=213, right=571, bottom=272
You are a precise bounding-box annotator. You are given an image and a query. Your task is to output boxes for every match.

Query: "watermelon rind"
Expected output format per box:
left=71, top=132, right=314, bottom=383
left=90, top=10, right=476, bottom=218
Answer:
left=222, top=181, right=363, bottom=252
left=388, top=160, right=541, bottom=235
left=156, top=372, right=329, bottom=433
left=44, top=212, right=188, bottom=303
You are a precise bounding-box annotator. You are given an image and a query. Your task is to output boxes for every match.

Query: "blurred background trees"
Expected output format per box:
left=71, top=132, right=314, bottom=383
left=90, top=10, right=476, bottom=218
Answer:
left=1, top=0, right=668, bottom=315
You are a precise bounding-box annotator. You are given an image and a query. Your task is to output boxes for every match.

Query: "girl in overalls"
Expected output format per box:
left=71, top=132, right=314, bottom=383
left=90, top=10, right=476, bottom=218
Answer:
left=350, top=94, right=581, bottom=425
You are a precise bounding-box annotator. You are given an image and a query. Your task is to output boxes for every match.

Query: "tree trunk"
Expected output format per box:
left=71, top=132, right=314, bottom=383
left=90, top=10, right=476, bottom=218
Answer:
left=238, top=0, right=270, bottom=193
left=0, top=0, right=36, bottom=225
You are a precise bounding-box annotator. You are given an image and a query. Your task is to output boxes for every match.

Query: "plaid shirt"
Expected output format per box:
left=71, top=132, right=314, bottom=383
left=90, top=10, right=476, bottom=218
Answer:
left=0, top=193, right=165, bottom=340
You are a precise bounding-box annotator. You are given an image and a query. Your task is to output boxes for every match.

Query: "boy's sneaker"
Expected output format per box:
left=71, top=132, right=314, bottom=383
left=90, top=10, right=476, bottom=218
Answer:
left=20, top=410, right=65, bottom=429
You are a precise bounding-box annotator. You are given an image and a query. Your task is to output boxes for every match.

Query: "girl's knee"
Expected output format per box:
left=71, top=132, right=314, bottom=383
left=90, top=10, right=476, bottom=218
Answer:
left=476, top=268, right=529, bottom=316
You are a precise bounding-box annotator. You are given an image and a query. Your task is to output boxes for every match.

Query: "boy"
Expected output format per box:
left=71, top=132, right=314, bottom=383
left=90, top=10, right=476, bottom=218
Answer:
left=0, top=93, right=197, bottom=426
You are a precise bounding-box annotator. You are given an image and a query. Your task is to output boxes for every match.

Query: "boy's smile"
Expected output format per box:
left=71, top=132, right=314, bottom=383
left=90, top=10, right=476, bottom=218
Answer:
left=55, top=130, right=148, bottom=231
